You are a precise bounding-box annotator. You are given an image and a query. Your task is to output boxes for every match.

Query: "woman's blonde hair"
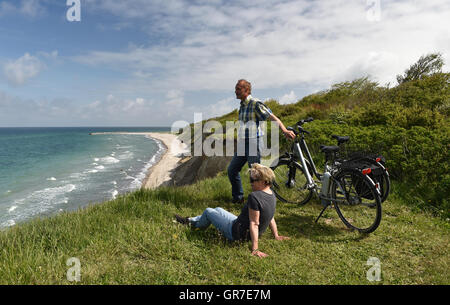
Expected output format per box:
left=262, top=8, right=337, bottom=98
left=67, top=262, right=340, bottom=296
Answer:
left=248, top=163, right=275, bottom=186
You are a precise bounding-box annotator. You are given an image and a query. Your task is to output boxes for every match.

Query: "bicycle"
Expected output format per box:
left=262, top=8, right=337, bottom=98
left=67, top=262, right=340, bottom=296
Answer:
left=332, top=135, right=390, bottom=203
left=270, top=117, right=382, bottom=233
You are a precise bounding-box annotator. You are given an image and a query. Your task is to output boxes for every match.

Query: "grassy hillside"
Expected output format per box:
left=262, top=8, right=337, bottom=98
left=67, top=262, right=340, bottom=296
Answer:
left=0, top=169, right=448, bottom=284
left=196, top=72, right=449, bottom=218
left=1, top=56, right=448, bottom=285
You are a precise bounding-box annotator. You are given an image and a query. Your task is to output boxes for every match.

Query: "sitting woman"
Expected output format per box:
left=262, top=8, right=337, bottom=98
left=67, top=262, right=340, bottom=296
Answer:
left=175, top=163, right=289, bottom=257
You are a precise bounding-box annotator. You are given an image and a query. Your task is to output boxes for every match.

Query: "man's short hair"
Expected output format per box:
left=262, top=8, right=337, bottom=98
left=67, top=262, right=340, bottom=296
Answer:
left=237, top=79, right=252, bottom=93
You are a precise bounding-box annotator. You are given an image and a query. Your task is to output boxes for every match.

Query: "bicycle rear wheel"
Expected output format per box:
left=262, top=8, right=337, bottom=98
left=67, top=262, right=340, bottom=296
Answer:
left=330, top=168, right=382, bottom=233
left=353, top=157, right=390, bottom=203
left=271, top=159, right=313, bottom=205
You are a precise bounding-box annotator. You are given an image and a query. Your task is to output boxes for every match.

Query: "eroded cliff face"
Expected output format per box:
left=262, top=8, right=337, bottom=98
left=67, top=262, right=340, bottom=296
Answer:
left=166, top=130, right=236, bottom=186
left=169, top=155, right=232, bottom=186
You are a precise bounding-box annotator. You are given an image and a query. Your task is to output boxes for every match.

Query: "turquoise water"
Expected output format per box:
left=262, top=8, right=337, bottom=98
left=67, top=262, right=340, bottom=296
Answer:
left=0, top=127, right=170, bottom=228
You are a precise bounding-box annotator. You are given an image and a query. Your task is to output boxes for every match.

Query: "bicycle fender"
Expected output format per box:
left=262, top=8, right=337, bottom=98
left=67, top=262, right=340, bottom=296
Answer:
left=364, top=174, right=382, bottom=196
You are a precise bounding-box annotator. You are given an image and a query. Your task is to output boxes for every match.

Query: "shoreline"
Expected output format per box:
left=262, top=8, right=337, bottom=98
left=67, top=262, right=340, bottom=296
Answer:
left=141, top=132, right=187, bottom=189
left=92, top=132, right=187, bottom=189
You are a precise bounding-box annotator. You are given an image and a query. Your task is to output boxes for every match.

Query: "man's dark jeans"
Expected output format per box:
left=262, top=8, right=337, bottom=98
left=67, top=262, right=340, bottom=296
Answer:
left=227, top=137, right=262, bottom=201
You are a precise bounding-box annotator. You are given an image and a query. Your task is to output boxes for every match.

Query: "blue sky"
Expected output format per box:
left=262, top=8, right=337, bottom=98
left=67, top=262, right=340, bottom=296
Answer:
left=0, top=0, right=449, bottom=127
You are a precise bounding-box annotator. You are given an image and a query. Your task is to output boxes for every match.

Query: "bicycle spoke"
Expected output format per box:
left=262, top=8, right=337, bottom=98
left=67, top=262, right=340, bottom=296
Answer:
left=271, top=160, right=312, bottom=205
left=331, top=170, right=381, bottom=233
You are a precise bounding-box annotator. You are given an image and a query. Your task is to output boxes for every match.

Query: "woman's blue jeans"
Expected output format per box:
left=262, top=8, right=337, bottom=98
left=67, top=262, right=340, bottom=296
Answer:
left=189, top=207, right=237, bottom=241
left=227, top=137, right=262, bottom=201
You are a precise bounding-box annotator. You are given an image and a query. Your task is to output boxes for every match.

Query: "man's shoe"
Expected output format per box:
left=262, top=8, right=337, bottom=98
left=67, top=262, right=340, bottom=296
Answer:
left=232, top=197, right=244, bottom=204
left=175, top=214, right=190, bottom=225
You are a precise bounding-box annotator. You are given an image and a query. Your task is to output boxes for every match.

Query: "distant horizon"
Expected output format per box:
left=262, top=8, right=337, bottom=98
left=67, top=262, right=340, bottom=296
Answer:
left=0, top=126, right=172, bottom=128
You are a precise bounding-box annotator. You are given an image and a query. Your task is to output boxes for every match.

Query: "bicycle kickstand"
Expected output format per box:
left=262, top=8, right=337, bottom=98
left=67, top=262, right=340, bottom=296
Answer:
left=315, top=203, right=331, bottom=223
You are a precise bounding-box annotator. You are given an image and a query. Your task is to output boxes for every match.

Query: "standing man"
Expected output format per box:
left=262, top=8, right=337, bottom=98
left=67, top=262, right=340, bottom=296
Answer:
left=228, top=79, right=296, bottom=204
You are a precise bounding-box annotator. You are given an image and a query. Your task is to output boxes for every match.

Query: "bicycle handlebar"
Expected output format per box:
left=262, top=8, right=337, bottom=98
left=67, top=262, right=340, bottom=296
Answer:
left=298, top=126, right=310, bottom=135
left=296, top=117, right=314, bottom=126
left=287, top=117, right=314, bottom=137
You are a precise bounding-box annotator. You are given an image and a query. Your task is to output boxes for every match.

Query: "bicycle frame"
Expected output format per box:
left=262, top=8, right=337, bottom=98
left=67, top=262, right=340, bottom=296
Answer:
left=283, top=133, right=375, bottom=204
left=288, top=133, right=321, bottom=187
left=274, top=119, right=383, bottom=232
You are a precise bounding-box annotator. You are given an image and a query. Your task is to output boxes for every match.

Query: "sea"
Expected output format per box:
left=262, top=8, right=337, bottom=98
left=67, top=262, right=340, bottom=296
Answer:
left=0, top=127, right=170, bottom=229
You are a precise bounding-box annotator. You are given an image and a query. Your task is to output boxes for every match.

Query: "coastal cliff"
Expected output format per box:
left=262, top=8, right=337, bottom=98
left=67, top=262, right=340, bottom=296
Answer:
left=168, top=155, right=232, bottom=186
left=163, top=127, right=236, bottom=187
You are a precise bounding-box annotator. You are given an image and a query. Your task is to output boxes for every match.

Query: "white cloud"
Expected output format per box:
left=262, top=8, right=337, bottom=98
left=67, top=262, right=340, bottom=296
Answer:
left=3, top=0, right=448, bottom=126
left=19, top=0, right=46, bottom=17
left=201, top=97, right=235, bottom=119
left=279, top=91, right=298, bottom=105
left=0, top=90, right=75, bottom=126
left=0, top=2, right=15, bottom=16
left=84, top=94, right=154, bottom=119
left=0, top=0, right=47, bottom=18
left=4, top=53, right=44, bottom=86
left=75, top=0, right=450, bottom=97
left=38, top=50, right=58, bottom=59
left=165, top=90, right=185, bottom=116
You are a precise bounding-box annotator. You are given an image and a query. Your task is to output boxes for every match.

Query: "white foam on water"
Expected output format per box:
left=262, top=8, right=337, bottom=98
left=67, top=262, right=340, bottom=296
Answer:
left=117, top=145, right=132, bottom=149
left=35, top=184, right=76, bottom=202
left=129, top=178, right=141, bottom=190
left=149, top=154, right=157, bottom=163
left=2, top=184, right=77, bottom=228
left=2, top=219, right=15, bottom=227
left=118, top=151, right=134, bottom=160
left=127, top=137, right=166, bottom=191
left=1, top=132, right=168, bottom=228
left=14, top=198, right=25, bottom=205
left=100, top=156, right=120, bottom=164
left=69, top=172, right=84, bottom=179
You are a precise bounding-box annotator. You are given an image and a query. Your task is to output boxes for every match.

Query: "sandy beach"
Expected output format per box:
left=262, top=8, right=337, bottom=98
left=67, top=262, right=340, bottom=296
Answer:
left=90, top=131, right=188, bottom=189
left=141, top=132, right=188, bottom=189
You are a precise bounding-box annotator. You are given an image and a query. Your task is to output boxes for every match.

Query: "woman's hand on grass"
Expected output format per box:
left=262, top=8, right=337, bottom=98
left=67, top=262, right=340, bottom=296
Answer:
left=275, top=235, right=290, bottom=241
left=251, top=249, right=268, bottom=258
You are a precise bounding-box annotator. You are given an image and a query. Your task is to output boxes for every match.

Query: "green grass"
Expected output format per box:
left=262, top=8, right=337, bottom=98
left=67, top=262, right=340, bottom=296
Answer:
left=0, top=169, right=449, bottom=284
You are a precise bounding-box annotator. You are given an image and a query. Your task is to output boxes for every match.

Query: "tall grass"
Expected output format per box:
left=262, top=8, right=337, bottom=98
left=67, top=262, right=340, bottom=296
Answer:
left=1, top=168, right=448, bottom=284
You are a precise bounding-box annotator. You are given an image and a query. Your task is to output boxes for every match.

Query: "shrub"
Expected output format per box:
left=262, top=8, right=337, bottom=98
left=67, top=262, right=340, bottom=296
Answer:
left=196, top=69, right=449, bottom=216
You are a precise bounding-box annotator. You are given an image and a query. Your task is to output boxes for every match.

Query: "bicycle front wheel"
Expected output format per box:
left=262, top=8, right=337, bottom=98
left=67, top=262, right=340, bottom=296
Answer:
left=330, top=169, right=382, bottom=233
left=271, top=159, right=313, bottom=205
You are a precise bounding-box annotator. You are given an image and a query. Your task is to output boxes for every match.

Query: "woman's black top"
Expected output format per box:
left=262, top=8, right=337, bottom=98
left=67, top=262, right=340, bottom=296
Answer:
left=231, top=190, right=276, bottom=241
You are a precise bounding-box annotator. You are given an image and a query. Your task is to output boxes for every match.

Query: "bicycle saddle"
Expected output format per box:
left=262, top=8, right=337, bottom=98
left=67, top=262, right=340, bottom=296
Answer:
left=320, top=145, right=340, bottom=153
left=331, top=135, right=350, bottom=144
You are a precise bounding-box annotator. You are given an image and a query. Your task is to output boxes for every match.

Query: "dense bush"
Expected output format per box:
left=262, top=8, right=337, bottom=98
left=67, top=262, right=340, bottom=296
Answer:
left=196, top=71, right=449, bottom=217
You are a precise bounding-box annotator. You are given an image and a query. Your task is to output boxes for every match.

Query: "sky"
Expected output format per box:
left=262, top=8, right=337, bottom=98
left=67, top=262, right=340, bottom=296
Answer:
left=0, top=0, right=449, bottom=127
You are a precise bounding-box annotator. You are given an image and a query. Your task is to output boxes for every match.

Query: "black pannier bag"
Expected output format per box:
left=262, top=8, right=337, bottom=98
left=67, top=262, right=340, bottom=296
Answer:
left=350, top=160, right=384, bottom=200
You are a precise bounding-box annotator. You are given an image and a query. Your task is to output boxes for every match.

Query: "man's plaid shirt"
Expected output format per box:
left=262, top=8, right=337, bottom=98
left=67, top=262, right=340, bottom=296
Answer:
left=238, top=95, right=273, bottom=139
